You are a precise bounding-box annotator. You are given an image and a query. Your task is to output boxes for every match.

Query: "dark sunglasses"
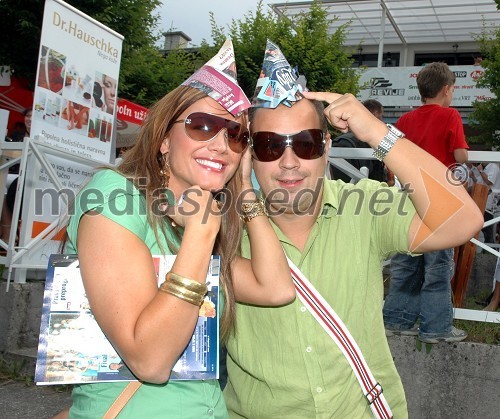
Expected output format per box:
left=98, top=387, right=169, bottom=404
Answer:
left=173, top=112, right=249, bottom=153
left=251, top=129, right=326, bottom=162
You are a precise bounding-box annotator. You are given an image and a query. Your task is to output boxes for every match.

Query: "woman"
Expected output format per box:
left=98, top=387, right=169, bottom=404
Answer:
left=102, top=73, right=117, bottom=114
left=62, top=84, right=295, bottom=417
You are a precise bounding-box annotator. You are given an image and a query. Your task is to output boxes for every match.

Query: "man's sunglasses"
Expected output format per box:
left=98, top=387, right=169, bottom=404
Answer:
left=173, top=112, right=249, bottom=153
left=251, top=129, right=326, bottom=162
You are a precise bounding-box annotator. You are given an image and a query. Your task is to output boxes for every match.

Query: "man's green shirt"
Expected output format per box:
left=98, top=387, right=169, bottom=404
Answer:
left=225, top=179, right=416, bottom=418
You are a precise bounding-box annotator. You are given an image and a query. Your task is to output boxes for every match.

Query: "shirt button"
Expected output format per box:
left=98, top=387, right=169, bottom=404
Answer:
left=316, top=387, right=323, bottom=393
left=300, top=306, right=307, bottom=312
left=306, top=346, right=312, bottom=353
left=207, top=408, right=214, bottom=415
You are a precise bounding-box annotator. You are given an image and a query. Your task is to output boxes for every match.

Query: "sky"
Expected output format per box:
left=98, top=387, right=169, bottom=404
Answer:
left=157, top=1, right=278, bottom=46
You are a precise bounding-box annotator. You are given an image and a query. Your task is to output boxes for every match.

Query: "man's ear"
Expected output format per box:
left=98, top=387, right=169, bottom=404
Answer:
left=325, top=131, right=332, bottom=149
left=160, top=137, right=170, bottom=154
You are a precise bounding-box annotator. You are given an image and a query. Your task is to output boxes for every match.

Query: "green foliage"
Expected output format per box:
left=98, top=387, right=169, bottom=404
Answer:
left=208, top=0, right=359, bottom=99
left=0, top=0, right=43, bottom=82
left=0, top=0, right=162, bottom=106
left=469, top=17, right=500, bottom=146
left=119, top=46, right=197, bottom=107
left=1, top=0, right=359, bottom=108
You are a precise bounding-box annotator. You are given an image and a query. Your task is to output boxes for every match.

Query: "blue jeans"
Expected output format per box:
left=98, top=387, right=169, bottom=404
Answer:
left=383, top=248, right=455, bottom=338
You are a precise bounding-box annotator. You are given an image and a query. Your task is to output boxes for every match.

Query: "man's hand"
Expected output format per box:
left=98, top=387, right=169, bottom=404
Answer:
left=302, top=92, right=387, bottom=148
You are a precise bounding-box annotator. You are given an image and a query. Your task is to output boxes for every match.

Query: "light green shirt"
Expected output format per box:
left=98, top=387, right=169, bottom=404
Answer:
left=225, top=179, right=416, bottom=418
left=66, top=169, right=228, bottom=418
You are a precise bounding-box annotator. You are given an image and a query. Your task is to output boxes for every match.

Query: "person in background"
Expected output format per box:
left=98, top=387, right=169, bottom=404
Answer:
left=484, top=258, right=500, bottom=312
left=330, top=99, right=385, bottom=183
left=224, top=45, right=482, bottom=418
left=468, top=161, right=500, bottom=244
left=383, top=62, right=470, bottom=344
left=0, top=108, right=32, bottom=243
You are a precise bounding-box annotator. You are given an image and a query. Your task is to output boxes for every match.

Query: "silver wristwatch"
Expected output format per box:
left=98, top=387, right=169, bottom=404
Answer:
left=372, top=124, right=404, bottom=161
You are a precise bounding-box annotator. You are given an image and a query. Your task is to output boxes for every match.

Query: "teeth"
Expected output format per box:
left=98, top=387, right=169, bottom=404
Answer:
left=196, top=159, right=223, bottom=170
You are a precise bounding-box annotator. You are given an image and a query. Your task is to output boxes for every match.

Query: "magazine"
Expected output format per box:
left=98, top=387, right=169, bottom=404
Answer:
left=181, top=38, right=251, bottom=116
left=35, top=254, right=220, bottom=385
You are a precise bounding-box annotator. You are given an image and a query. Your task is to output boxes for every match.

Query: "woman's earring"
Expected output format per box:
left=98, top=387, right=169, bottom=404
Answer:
left=159, top=153, right=170, bottom=188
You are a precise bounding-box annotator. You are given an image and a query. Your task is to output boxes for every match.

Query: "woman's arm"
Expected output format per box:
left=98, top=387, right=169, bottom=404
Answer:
left=76, top=189, right=220, bottom=384
left=231, top=149, right=296, bottom=305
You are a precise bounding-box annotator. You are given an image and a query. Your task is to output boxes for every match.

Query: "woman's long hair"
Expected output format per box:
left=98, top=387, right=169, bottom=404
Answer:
left=118, top=86, right=244, bottom=341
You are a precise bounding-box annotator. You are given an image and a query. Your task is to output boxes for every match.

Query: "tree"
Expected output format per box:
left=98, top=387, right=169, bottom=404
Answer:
left=469, top=1, right=500, bottom=146
left=206, top=0, right=359, bottom=99
left=0, top=0, right=172, bottom=106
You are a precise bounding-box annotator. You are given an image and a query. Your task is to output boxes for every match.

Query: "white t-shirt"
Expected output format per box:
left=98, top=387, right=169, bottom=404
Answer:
left=484, top=163, right=500, bottom=213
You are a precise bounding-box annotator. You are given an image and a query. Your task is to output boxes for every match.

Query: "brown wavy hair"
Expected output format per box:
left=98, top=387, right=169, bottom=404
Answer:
left=118, top=85, right=245, bottom=341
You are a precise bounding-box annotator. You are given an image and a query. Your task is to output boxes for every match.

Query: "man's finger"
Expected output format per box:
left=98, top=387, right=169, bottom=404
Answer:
left=302, top=91, right=343, bottom=104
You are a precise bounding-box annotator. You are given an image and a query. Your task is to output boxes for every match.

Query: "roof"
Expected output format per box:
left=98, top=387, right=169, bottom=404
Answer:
left=270, top=0, right=500, bottom=47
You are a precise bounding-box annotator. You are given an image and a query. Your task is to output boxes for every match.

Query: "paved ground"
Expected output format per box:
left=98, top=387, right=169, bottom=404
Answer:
left=0, top=379, right=72, bottom=418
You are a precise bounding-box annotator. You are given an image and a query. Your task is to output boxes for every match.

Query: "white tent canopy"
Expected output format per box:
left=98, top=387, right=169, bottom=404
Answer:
left=270, top=0, right=500, bottom=47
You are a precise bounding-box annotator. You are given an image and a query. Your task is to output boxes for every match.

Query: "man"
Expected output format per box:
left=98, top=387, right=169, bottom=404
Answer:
left=224, top=46, right=482, bottom=418
left=330, top=99, right=385, bottom=182
left=383, top=62, right=471, bottom=344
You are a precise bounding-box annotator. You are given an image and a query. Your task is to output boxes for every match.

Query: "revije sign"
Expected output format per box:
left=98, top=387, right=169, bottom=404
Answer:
left=357, top=66, right=494, bottom=108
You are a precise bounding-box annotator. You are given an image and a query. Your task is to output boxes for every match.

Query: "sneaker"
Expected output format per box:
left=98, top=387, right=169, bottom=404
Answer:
left=418, top=327, right=468, bottom=344
left=385, top=325, right=419, bottom=337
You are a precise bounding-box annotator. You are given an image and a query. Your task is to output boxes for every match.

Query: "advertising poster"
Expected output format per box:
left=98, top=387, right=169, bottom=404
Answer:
left=357, top=65, right=495, bottom=108
left=31, top=0, right=123, bottom=164
left=18, top=150, right=98, bottom=267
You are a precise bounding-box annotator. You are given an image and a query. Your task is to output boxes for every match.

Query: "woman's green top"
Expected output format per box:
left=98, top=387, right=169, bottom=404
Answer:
left=66, top=169, right=227, bottom=418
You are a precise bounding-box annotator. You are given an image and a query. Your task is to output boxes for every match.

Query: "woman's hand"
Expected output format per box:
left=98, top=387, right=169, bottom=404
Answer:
left=168, top=186, right=221, bottom=237
left=240, top=147, right=254, bottom=190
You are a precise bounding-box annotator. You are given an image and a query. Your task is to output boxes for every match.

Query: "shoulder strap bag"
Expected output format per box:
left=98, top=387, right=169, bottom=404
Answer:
left=288, top=257, right=393, bottom=419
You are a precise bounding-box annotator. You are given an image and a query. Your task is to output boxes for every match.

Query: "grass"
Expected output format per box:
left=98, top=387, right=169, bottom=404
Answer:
left=454, top=291, right=500, bottom=345
left=0, top=356, right=31, bottom=383
left=0, top=354, right=72, bottom=393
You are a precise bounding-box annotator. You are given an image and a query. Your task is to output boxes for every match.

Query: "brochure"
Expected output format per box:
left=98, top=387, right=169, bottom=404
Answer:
left=35, top=254, right=220, bottom=385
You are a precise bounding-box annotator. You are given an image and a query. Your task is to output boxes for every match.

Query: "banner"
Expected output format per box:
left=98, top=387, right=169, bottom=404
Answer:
left=357, top=66, right=494, bottom=108
left=115, top=99, right=148, bottom=148
left=31, top=0, right=123, bottom=164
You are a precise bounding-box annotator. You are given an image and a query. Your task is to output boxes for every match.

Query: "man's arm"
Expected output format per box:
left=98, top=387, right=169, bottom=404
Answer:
left=303, top=92, right=484, bottom=253
left=454, top=148, right=468, bottom=164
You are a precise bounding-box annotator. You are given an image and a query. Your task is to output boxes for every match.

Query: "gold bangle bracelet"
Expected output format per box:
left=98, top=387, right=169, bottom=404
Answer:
left=159, top=281, right=205, bottom=306
left=166, top=272, right=208, bottom=295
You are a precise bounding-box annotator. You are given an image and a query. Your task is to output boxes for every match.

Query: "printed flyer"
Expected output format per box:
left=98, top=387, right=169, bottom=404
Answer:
left=35, top=254, right=220, bottom=385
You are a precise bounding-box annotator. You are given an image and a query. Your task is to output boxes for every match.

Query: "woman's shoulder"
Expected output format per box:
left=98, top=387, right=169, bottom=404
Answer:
left=84, top=169, right=140, bottom=196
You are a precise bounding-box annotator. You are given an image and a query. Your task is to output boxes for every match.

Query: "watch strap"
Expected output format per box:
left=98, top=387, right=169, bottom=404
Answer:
left=372, top=124, right=404, bottom=162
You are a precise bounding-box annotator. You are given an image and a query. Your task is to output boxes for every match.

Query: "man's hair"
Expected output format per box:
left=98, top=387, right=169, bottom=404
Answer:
left=249, top=99, right=328, bottom=131
left=362, top=99, right=383, bottom=115
left=417, top=62, right=456, bottom=102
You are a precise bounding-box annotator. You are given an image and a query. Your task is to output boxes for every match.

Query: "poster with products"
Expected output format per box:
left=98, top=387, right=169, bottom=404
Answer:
left=31, top=0, right=123, bottom=164
left=35, top=254, right=220, bottom=385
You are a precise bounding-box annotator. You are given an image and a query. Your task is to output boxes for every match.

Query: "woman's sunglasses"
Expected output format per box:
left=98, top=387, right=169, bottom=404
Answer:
left=173, top=112, right=249, bottom=153
left=251, top=129, right=326, bottom=162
